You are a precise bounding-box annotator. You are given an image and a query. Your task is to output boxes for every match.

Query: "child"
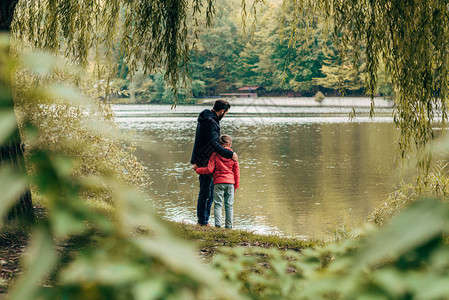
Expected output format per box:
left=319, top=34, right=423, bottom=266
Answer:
left=193, top=135, right=240, bottom=228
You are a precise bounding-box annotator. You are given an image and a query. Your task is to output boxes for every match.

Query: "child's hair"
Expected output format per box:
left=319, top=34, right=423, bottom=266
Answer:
left=219, top=134, right=232, bottom=146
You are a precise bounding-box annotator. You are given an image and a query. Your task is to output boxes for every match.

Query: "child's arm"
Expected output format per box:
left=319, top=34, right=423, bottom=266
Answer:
left=233, top=161, right=240, bottom=189
left=195, top=153, right=216, bottom=174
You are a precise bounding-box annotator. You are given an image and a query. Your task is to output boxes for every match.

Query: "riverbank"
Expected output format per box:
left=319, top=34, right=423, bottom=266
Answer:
left=201, top=96, right=393, bottom=107
left=0, top=218, right=318, bottom=292
left=111, top=96, right=393, bottom=108
left=172, top=222, right=319, bottom=259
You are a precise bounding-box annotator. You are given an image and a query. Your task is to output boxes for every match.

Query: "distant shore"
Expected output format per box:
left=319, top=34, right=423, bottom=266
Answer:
left=200, top=96, right=393, bottom=108
left=110, top=96, right=394, bottom=108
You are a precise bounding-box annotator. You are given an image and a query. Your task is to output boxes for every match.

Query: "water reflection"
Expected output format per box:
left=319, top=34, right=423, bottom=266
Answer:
left=114, top=104, right=398, bottom=239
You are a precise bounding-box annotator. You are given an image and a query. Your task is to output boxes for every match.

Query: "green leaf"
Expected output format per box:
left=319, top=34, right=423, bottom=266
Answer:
left=0, top=111, right=17, bottom=144
left=133, top=278, right=166, bottom=300
left=371, top=269, right=408, bottom=298
left=61, top=256, right=144, bottom=285
left=46, top=84, right=90, bottom=106
left=354, top=198, right=448, bottom=269
left=8, top=228, right=57, bottom=300
left=413, top=275, right=449, bottom=299
left=299, top=276, right=347, bottom=298
left=51, top=155, right=74, bottom=179
left=23, top=51, right=56, bottom=75
left=51, top=207, right=87, bottom=237
left=0, top=166, right=27, bottom=221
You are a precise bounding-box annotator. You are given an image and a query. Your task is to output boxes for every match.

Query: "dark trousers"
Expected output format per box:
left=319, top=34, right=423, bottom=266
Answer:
left=197, top=174, right=214, bottom=225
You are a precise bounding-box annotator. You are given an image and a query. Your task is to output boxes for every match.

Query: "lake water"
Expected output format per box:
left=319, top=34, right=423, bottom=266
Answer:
left=113, top=101, right=399, bottom=239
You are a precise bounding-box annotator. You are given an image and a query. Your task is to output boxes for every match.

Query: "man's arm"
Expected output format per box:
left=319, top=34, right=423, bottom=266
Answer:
left=209, top=123, right=234, bottom=159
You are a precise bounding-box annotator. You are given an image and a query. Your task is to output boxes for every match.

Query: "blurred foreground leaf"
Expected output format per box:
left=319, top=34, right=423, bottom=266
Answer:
left=8, top=229, right=57, bottom=300
left=0, top=111, right=17, bottom=144
left=23, top=51, right=56, bottom=75
left=0, top=166, right=27, bottom=222
left=355, top=198, right=449, bottom=269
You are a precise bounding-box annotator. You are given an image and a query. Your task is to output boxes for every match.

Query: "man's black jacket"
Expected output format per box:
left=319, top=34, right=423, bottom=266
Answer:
left=190, top=109, right=234, bottom=167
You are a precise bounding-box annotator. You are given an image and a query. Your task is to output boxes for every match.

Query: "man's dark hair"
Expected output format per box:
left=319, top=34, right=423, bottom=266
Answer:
left=213, top=99, right=231, bottom=112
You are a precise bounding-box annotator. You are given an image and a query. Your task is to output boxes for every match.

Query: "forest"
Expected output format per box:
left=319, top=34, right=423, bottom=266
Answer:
left=112, top=0, right=392, bottom=103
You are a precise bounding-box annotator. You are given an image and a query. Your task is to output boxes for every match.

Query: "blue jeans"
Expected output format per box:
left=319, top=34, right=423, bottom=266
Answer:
left=197, top=174, right=214, bottom=225
left=213, top=183, right=234, bottom=228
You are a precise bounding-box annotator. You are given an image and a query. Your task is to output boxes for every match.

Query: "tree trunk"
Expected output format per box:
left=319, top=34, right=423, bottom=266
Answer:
left=0, top=0, right=18, bottom=32
left=1, top=0, right=35, bottom=222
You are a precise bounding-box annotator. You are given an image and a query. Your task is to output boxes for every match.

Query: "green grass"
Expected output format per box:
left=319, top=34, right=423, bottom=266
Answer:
left=0, top=212, right=319, bottom=291
left=171, top=221, right=320, bottom=257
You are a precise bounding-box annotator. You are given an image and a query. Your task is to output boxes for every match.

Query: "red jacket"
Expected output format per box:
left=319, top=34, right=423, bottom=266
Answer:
left=196, top=148, right=240, bottom=189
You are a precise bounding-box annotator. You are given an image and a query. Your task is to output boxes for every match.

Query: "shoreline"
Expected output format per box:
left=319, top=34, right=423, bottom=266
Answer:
left=110, top=96, right=394, bottom=108
left=171, top=220, right=320, bottom=258
left=201, top=96, right=393, bottom=108
left=0, top=218, right=320, bottom=291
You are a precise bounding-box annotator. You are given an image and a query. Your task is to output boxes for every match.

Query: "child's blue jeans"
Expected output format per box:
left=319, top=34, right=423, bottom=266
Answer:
left=213, top=183, right=234, bottom=228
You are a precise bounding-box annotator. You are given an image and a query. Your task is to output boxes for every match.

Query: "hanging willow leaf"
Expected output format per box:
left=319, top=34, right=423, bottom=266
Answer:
left=11, top=0, right=218, bottom=95
left=277, top=0, right=449, bottom=172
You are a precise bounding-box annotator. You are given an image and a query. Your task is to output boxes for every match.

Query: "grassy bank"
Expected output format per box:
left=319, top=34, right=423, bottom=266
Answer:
left=0, top=217, right=318, bottom=292
left=171, top=221, right=319, bottom=258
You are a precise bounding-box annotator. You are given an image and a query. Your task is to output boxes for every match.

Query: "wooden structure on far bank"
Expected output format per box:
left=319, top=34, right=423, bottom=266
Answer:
left=220, top=86, right=265, bottom=98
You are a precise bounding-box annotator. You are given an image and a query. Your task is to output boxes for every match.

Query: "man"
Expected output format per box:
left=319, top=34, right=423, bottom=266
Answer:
left=191, top=99, right=238, bottom=226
